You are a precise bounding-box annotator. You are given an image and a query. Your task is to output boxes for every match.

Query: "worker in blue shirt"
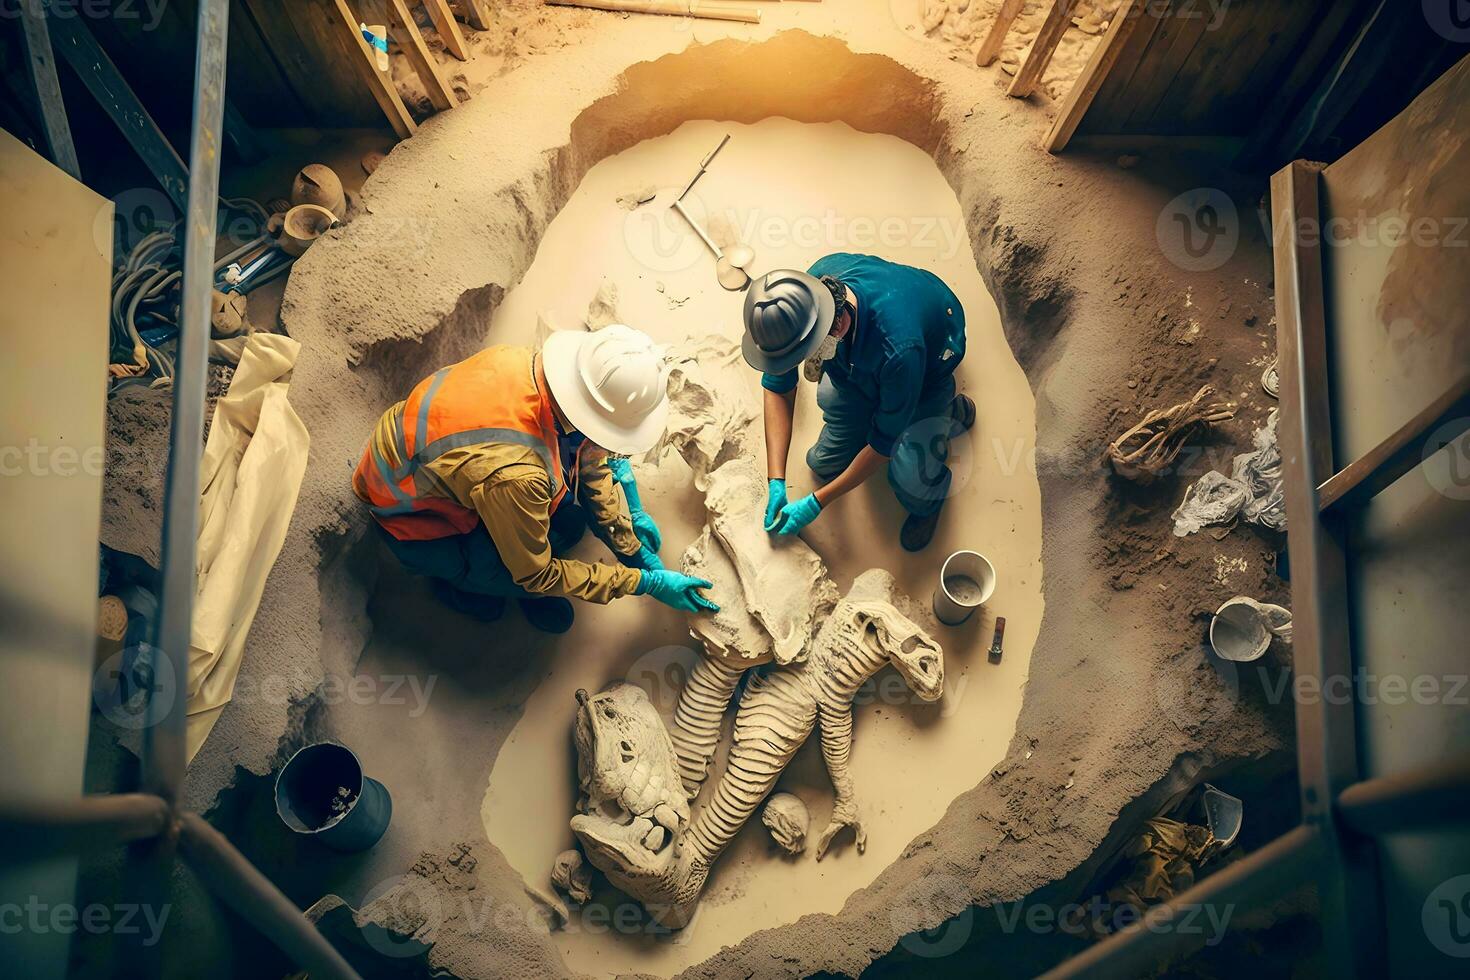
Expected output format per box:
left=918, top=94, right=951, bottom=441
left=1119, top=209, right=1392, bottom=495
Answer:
left=739, top=254, right=975, bottom=552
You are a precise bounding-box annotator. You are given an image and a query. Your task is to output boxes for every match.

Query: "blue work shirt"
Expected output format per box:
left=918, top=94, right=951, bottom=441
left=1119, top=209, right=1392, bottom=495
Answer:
left=762, top=253, right=966, bottom=456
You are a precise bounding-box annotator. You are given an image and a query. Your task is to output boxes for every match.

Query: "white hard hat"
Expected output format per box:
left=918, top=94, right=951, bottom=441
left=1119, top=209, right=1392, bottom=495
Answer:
left=542, top=325, right=669, bottom=454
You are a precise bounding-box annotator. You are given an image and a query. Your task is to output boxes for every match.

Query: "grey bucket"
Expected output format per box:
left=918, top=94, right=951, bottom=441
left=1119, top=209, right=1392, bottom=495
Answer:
left=275, top=742, right=392, bottom=852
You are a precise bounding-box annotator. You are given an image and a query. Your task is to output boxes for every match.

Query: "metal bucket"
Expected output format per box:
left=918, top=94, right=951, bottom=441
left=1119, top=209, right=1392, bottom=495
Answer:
left=1203, top=783, right=1243, bottom=847
left=274, top=742, right=392, bottom=852
left=932, top=550, right=996, bottom=626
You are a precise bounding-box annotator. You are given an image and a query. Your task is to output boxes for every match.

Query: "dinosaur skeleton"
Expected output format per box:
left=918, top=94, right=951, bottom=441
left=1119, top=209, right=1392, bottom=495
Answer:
left=659, top=348, right=839, bottom=795
left=570, top=570, right=944, bottom=927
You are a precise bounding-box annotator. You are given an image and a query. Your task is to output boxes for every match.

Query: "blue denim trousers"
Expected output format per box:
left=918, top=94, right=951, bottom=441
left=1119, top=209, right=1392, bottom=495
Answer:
left=805, top=374, right=959, bottom=517
left=380, top=502, right=587, bottom=597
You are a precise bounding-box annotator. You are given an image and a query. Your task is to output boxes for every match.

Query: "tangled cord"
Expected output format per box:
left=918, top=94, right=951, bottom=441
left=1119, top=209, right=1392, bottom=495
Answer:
left=108, top=197, right=271, bottom=395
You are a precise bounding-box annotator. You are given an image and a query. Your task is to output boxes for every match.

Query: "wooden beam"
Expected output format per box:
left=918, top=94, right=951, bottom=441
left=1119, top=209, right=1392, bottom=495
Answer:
left=1008, top=0, right=1076, bottom=99
left=45, top=4, right=189, bottom=210
left=389, top=0, right=455, bottom=111
left=1045, top=0, right=1142, bottom=152
left=1271, top=159, right=1385, bottom=978
left=422, top=0, right=470, bottom=60
left=18, top=0, right=79, bottom=181
left=975, top=0, right=1024, bottom=67
left=1316, top=373, right=1470, bottom=513
left=458, top=0, right=493, bottom=31
left=330, top=0, right=416, bottom=139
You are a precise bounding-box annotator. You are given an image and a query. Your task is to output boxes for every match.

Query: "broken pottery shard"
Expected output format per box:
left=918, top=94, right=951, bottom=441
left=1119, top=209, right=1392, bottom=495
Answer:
left=584, top=279, right=620, bottom=330
left=550, top=849, right=594, bottom=905
left=705, top=455, right=840, bottom=665
left=762, top=793, right=810, bottom=855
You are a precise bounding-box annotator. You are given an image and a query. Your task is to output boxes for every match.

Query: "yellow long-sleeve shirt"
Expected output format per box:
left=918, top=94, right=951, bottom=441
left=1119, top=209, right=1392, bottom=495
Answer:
left=362, top=403, right=644, bottom=603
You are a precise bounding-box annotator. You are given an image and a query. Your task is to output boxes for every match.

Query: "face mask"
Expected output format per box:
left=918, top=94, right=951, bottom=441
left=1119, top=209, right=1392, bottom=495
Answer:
left=802, top=332, right=840, bottom=381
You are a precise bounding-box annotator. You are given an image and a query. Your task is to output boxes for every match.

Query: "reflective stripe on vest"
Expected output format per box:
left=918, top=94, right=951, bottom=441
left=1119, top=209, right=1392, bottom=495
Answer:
left=354, top=346, right=567, bottom=540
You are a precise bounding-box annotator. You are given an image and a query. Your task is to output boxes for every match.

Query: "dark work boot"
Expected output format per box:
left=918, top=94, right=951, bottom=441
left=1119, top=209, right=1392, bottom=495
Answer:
left=950, top=393, right=977, bottom=433
left=519, top=597, right=575, bottom=634
left=900, top=511, right=942, bottom=553
left=431, top=581, right=507, bottom=622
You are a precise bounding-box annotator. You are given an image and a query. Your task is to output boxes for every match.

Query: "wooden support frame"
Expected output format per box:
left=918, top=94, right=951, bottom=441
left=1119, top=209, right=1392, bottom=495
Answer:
left=18, top=0, right=79, bottom=180
left=459, top=0, right=493, bottom=31
left=45, top=2, right=189, bottom=211
left=389, top=0, right=456, bottom=111
left=1042, top=826, right=1324, bottom=979
left=1007, top=0, right=1076, bottom=99
left=1045, top=0, right=1142, bottom=152
left=1315, top=373, right=1470, bottom=513
left=975, top=0, right=1024, bottom=67
left=1271, top=159, right=1384, bottom=978
left=423, top=0, right=471, bottom=60
left=331, top=0, right=417, bottom=138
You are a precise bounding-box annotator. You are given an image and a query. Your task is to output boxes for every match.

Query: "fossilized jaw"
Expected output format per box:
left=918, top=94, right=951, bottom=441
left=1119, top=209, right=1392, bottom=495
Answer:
left=854, top=602, right=945, bottom=702
left=570, top=685, right=689, bottom=900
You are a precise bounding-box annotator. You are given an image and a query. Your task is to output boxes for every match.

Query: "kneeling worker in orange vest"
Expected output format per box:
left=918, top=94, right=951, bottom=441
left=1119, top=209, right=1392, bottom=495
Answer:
left=353, top=324, right=718, bottom=634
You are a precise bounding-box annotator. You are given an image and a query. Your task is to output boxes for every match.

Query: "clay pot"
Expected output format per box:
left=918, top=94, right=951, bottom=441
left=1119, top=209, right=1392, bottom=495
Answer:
left=290, top=164, right=345, bottom=220
left=279, top=204, right=338, bottom=257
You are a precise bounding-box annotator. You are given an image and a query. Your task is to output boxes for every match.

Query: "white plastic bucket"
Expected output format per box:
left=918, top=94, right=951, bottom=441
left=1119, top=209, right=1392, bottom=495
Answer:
left=1209, top=597, right=1288, bottom=662
left=933, top=550, right=996, bottom=626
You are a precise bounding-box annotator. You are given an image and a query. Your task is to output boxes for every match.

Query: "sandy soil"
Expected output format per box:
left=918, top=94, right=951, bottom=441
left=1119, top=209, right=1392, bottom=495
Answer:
left=95, top=3, right=1293, bottom=976
left=473, top=117, right=1041, bottom=975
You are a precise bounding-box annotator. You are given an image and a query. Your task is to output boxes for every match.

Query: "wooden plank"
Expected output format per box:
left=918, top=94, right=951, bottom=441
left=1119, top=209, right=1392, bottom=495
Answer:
left=241, top=0, right=381, bottom=127
left=975, top=0, right=1024, bottom=67
left=1045, top=0, right=1144, bottom=152
left=17, top=0, right=79, bottom=180
left=45, top=7, right=189, bottom=211
left=458, top=0, right=493, bottom=31
left=1271, top=158, right=1385, bottom=978
left=1007, top=0, right=1077, bottom=99
left=1074, top=3, right=1159, bottom=134
left=1316, top=374, right=1470, bottom=513
left=1236, top=0, right=1365, bottom=168
left=330, top=0, right=416, bottom=138
left=389, top=0, right=455, bottom=111
left=1165, top=0, right=1304, bottom=135
left=1120, top=0, right=1211, bottom=131
left=422, top=0, right=470, bottom=60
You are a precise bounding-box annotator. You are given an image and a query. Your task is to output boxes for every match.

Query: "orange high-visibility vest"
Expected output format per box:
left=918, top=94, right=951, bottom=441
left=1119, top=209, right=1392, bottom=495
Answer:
left=353, top=345, right=570, bottom=541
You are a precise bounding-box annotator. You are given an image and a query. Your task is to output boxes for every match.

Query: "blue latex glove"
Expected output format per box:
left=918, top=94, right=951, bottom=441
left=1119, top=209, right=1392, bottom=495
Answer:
left=608, top=456, right=662, bottom=553
left=617, top=545, right=665, bottom=572
left=630, top=511, right=662, bottom=554
left=637, top=569, right=720, bottom=613
left=763, top=478, right=788, bottom=531
left=770, top=493, right=821, bottom=536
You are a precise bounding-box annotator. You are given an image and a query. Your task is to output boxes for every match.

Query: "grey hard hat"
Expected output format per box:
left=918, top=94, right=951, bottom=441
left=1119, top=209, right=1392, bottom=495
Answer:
left=740, top=269, right=837, bottom=374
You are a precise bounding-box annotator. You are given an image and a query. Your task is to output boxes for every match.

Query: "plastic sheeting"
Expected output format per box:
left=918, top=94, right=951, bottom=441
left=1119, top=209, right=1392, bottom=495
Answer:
left=187, top=333, right=309, bottom=762
left=1171, top=409, right=1285, bottom=537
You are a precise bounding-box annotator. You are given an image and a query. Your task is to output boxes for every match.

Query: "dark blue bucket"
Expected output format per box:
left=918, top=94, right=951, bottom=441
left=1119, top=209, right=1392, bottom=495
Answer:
left=274, top=742, right=391, bottom=852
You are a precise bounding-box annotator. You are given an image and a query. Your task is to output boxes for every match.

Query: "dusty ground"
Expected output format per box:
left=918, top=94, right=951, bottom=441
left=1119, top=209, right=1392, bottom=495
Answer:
left=95, top=2, right=1295, bottom=976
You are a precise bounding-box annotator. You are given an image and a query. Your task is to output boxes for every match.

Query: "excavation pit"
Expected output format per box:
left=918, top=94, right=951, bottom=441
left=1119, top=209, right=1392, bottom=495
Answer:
left=250, top=18, right=1288, bottom=979
left=462, top=116, right=1042, bottom=974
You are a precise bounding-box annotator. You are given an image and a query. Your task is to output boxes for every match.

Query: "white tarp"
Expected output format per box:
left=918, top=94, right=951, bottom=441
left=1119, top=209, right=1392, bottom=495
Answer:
left=187, top=333, right=309, bottom=761
left=1172, top=409, right=1286, bottom=537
